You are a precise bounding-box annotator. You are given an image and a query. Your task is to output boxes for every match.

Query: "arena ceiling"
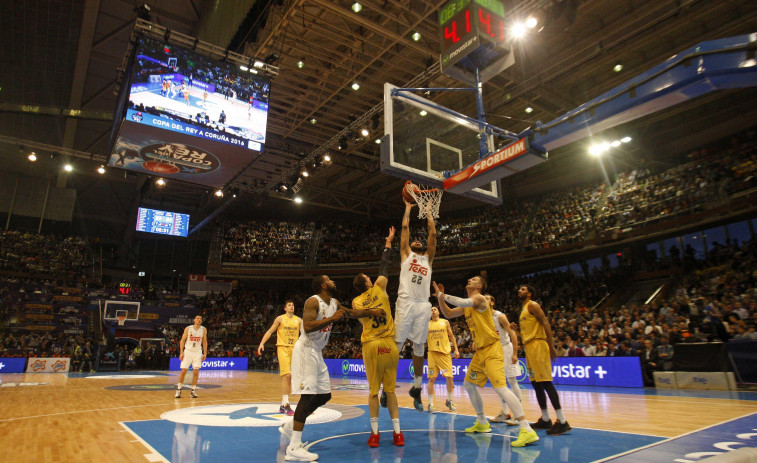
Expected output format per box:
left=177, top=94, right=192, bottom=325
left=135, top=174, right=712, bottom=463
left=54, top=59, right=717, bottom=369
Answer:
left=1, top=0, right=756, bottom=241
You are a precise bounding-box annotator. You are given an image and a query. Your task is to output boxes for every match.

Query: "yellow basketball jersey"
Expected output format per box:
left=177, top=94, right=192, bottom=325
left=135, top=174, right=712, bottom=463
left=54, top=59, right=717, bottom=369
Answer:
left=519, top=302, right=546, bottom=344
left=428, top=319, right=451, bottom=354
left=276, top=315, right=301, bottom=346
left=464, top=305, right=498, bottom=349
left=353, top=285, right=395, bottom=343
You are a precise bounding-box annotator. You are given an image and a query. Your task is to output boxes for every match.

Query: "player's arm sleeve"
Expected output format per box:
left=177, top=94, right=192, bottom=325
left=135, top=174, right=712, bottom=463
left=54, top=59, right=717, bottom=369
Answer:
left=443, top=294, right=475, bottom=308
left=378, top=247, right=392, bottom=277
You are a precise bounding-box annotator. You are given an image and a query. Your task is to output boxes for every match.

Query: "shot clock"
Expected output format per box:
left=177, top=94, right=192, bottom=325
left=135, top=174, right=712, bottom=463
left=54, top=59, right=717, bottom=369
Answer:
left=439, top=0, right=515, bottom=85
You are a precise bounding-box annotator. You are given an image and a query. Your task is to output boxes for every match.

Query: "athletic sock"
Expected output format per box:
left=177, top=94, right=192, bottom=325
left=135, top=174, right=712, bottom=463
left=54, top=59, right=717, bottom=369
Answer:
left=282, top=394, right=289, bottom=406
left=392, top=418, right=401, bottom=434
left=428, top=394, right=435, bottom=406
left=290, top=430, right=302, bottom=448
left=177, top=384, right=182, bottom=390
left=518, top=419, right=532, bottom=432
left=541, top=409, right=551, bottom=421
left=413, top=376, right=422, bottom=388
left=556, top=409, right=566, bottom=423
left=370, top=417, right=379, bottom=434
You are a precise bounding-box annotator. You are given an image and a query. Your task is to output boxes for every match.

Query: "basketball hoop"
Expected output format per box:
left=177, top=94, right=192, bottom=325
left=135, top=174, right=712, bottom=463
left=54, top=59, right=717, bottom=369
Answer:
left=116, top=315, right=126, bottom=326
left=404, top=181, right=443, bottom=219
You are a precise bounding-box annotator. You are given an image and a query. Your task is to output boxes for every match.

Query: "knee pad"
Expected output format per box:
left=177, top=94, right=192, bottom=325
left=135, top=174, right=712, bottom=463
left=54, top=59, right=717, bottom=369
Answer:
left=412, top=343, right=425, bottom=357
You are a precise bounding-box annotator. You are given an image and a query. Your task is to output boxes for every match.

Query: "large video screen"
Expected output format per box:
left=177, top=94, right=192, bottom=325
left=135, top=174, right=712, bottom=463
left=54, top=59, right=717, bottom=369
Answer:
left=136, top=207, right=190, bottom=237
left=107, top=36, right=271, bottom=188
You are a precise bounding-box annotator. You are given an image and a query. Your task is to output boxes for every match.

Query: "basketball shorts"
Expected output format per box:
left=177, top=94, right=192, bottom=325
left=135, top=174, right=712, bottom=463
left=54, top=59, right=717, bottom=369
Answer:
left=180, top=350, right=203, bottom=370
left=428, top=350, right=453, bottom=378
left=465, top=342, right=507, bottom=388
left=394, top=298, right=432, bottom=346
left=524, top=339, right=553, bottom=382
left=362, top=337, right=398, bottom=395
left=290, top=340, right=331, bottom=395
left=501, top=342, right=518, bottom=378
left=277, top=345, right=294, bottom=376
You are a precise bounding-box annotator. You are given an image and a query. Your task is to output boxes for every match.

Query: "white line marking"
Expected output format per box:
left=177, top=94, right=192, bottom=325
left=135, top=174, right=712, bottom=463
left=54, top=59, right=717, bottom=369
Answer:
left=118, top=421, right=169, bottom=463
left=591, top=411, right=757, bottom=462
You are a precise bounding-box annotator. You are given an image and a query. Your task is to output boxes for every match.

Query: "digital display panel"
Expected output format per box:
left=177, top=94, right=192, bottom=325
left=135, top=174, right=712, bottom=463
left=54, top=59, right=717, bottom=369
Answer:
left=136, top=207, right=190, bottom=237
left=107, top=36, right=271, bottom=188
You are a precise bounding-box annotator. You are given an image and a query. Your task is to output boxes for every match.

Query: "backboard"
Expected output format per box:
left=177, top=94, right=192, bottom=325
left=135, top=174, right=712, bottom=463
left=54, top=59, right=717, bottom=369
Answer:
left=380, top=83, right=502, bottom=205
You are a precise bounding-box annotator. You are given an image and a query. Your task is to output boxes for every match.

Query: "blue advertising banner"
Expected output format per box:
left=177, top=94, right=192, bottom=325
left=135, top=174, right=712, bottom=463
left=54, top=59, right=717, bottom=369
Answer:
left=169, top=357, right=248, bottom=371
left=0, top=358, right=27, bottom=373
left=325, top=356, right=643, bottom=388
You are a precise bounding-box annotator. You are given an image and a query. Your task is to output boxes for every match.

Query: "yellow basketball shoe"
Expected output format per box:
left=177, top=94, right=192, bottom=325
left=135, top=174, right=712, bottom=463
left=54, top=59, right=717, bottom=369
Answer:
left=511, top=428, right=539, bottom=447
left=464, top=420, right=492, bottom=433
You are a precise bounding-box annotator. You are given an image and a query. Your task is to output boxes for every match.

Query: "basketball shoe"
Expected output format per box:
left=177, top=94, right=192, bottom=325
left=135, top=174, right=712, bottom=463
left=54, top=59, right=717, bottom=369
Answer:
left=280, top=404, right=295, bottom=416
left=408, top=386, right=423, bottom=411
left=174, top=389, right=181, bottom=398
left=190, top=389, right=197, bottom=398
left=393, top=432, right=405, bottom=446
left=546, top=420, right=572, bottom=435
left=445, top=399, right=456, bottom=412
left=464, top=420, right=492, bottom=433
left=511, top=428, right=539, bottom=447
left=285, top=442, right=317, bottom=462
left=530, top=417, right=553, bottom=429
left=367, top=433, right=380, bottom=447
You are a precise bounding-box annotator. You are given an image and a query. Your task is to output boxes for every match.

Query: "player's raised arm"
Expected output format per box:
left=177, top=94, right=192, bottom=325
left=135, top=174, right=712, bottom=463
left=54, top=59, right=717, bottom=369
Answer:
left=375, top=226, right=395, bottom=291
left=400, top=200, right=414, bottom=261
left=257, top=315, right=283, bottom=355
left=426, top=204, right=437, bottom=264
left=433, top=282, right=464, bottom=319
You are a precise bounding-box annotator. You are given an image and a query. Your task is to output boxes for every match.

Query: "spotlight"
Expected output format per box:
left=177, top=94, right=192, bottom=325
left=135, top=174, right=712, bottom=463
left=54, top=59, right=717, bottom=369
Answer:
left=610, top=140, right=621, bottom=148
left=360, top=128, right=369, bottom=137
left=613, top=63, right=623, bottom=72
left=301, top=169, right=309, bottom=177
left=297, top=59, right=305, bottom=69
left=351, top=82, right=360, bottom=91
left=28, top=152, right=37, bottom=162
left=620, top=136, right=632, bottom=143
left=310, top=118, right=317, bottom=124
left=97, top=165, right=105, bottom=174
left=411, top=32, right=421, bottom=41
left=419, top=110, right=428, bottom=116
left=526, top=16, right=538, bottom=28
left=511, top=22, right=526, bottom=39
left=351, top=2, right=362, bottom=13
left=323, top=154, right=331, bottom=162
left=525, top=107, right=533, bottom=113
left=63, top=164, right=73, bottom=172
left=375, top=138, right=381, bottom=144
left=281, top=184, right=288, bottom=191
left=156, top=178, right=165, bottom=186
left=239, top=65, right=249, bottom=71
left=215, top=190, right=224, bottom=197
left=253, top=60, right=264, bottom=68
left=294, top=196, right=303, bottom=204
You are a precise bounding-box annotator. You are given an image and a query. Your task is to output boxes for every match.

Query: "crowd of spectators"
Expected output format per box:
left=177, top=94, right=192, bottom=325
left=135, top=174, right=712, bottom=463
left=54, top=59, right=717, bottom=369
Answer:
left=0, top=230, right=93, bottom=278
left=220, top=128, right=756, bottom=264
left=221, top=221, right=314, bottom=263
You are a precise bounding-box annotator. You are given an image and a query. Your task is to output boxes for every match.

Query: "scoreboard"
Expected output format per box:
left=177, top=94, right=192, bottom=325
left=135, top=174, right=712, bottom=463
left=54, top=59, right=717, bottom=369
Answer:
left=136, top=207, right=190, bottom=237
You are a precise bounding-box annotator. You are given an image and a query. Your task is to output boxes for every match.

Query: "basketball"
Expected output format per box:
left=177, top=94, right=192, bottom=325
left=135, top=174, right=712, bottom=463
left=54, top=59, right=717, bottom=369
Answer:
left=142, top=161, right=180, bottom=174
left=402, top=181, right=419, bottom=203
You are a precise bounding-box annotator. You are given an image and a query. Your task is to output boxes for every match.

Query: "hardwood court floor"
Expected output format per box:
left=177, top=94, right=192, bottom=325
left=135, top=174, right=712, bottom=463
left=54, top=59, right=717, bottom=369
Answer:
left=1, top=369, right=755, bottom=462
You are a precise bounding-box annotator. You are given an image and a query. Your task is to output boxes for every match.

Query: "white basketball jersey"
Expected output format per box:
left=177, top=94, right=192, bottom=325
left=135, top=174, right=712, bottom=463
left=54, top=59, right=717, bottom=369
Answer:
left=492, top=310, right=511, bottom=345
left=301, top=295, right=338, bottom=351
left=398, top=253, right=432, bottom=301
left=184, top=325, right=205, bottom=352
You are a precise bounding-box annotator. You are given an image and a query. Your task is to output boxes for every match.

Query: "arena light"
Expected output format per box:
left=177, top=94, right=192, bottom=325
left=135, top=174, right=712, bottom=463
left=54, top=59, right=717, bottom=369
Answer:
left=310, top=118, right=317, bottom=124
left=360, top=128, right=369, bottom=137
left=511, top=22, right=527, bottom=39
left=610, top=140, right=621, bottom=147
left=524, top=107, right=533, bottom=113
left=589, top=142, right=611, bottom=156
left=620, top=136, right=632, bottom=143
left=297, top=59, right=305, bottom=69
left=525, top=16, right=538, bottom=28
left=351, top=82, right=360, bottom=91
left=323, top=154, right=331, bottom=162
left=253, top=60, right=264, bottom=68
left=419, top=110, right=428, bottom=116
left=375, top=138, right=381, bottom=144
left=97, top=165, right=106, bottom=174
left=301, top=169, right=309, bottom=177
left=411, top=32, right=422, bottom=41
left=351, top=2, right=362, bottom=13
left=215, top=190, right=224, bottom=197
left=63, top=163, right=73, bottom=172
left=293, top=196, right=303, bottom=204
left=239, top=65, right=249, bottom=71
left=613, top=63, right=623, bottom=72
left=28, top=152, right=37, bottom=162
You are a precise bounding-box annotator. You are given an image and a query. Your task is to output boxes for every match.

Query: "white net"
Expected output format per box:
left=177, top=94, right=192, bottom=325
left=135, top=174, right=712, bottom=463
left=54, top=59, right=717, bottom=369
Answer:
left=408, top=184, right=443, bottom=219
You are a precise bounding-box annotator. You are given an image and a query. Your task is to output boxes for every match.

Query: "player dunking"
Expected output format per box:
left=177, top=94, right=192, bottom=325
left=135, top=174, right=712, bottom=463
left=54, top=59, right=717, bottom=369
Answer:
left=392, top=198, right=436, bottom=411
left=486, top=294, right=522, bottom=425
left=426, top=305, right=459, bottom=413
left=433, top=277, right=538, bottom=447
left=351, top=227, right=404, bottom=448
left=280, top=275, right=346, bottom=462
left=258, top=300, right=302, bottom=416
left=518, top=285, right=572, bottom=435
left=175, top=315, right=207, bottom=398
